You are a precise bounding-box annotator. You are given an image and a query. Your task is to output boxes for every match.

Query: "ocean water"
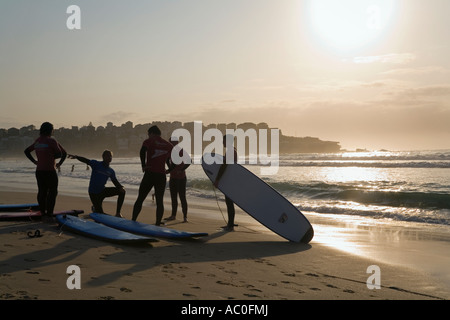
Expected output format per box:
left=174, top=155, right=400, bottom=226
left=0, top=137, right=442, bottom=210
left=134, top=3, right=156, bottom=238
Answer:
left=1, top=149, right=449, bottom=228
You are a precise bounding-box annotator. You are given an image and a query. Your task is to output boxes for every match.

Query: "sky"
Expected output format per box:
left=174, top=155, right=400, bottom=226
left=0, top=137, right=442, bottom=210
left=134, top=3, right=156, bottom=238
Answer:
left=1, top=0, right=450, bottom=151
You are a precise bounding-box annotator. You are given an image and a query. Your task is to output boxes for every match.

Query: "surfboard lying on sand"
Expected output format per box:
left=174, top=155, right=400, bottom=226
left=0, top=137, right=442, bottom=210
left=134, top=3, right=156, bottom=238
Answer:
left=56, top=214, right=157, bottom=244
left=201, top=153, right=314, bottom=243
left=0, top=209, right=84, bottom=219
left=0, top=203, right=39, bottom=212
left=90, top=213, right=208, bottom=239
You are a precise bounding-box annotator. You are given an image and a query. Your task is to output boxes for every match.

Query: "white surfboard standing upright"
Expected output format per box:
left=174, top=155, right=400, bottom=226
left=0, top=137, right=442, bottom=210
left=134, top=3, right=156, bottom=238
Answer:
left=201, top=153, right=314, bottom=243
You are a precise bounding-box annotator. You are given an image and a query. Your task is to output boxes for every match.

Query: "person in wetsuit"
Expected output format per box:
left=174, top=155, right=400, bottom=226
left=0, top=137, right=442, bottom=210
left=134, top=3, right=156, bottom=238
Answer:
left=214, top=134, right=238, bottom=231
left=132, top=125, right=173, bottom=225
left=164, top=136, right=191, bottom=223
left=24, top=122, right=67, bottom=220
left=68, top=150, right=125, bottom=217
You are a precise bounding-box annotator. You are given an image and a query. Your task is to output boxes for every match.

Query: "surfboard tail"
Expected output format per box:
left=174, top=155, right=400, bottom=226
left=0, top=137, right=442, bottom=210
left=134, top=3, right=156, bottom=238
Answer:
left=301, top=226, right=314, bottom=244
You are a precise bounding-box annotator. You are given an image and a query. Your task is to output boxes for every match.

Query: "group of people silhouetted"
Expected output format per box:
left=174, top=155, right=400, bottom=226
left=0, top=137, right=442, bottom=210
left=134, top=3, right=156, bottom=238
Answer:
left=25, top=122, right=237, bottom=231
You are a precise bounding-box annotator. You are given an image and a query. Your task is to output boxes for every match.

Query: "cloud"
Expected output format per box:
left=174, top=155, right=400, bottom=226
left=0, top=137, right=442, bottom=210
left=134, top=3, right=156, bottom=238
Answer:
left=381, top=66, right=450, bottom=76
left=360, top=81, right=389, bottom=88
left=404, top=85, right=450, bottom=97
left=353, top=53, right=416, bottom=64
left=384, top=85, right=450, bottom=99
left=149, top=75, right=450, bottom=150
left=166, top=89, right=450, bottom=150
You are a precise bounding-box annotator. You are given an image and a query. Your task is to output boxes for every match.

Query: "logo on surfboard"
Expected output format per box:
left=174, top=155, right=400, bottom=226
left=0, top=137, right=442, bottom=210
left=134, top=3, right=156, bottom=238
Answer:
left=278, top=213, right=288, bottom=223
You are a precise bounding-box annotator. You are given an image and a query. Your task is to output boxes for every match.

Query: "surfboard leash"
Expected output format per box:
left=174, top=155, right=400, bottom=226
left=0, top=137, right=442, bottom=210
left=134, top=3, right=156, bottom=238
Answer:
left=57, top=215, right=68, bottom=237
left=211, top=184, right=228, bottom=225
left=210, top=184, right=254, bottom=233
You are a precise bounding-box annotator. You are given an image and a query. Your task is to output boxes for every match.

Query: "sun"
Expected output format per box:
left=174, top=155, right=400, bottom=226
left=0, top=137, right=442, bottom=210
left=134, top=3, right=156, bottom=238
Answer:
left=305, top=0, right=398, bottom=55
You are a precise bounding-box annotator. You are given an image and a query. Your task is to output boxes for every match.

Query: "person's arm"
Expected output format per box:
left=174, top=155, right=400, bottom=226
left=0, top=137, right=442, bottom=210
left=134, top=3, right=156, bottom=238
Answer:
left=166, top=157, right=190, bottom=174
left=182, top=150, right=192, bottom=171
left=68, top=154, right=90, bottom=165
left=214, top=164, right=227, bottom=188
left=165, top=157, right=174, bottom=174
left=24, top=146, right=37, bottom=165
left=111, top=177, right=125, bottom=190
left=140, top=146, right=147, bottom=172
left=214, top=148, right=236, bottom=187
left=169, top=163, right=191, bottom=173
left=56, top=146, right=67, bottom=169
left=167, top=147, right=190, bottom=174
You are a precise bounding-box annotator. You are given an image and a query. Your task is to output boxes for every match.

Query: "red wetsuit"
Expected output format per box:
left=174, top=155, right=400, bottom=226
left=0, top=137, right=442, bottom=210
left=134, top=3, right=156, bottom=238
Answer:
left=142, top=135, right=173, bottom=173
left=26, top=136, right=66, bottom=171
left=167, top=146, right=191, bottom=220
left=24, top=135, right=67, bottom=217
left=132, top=135, right=173, bottom=224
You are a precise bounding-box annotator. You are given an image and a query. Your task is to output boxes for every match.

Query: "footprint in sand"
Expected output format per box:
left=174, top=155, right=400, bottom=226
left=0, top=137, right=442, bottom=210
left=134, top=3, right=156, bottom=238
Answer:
left=252, top=258, right=265, bottom=264
left=213, top=263, right=238, bottom=275
left=212, top=263, right=225, bottom=270
left=225, top=270, right=238, bottom=275
left=162, top=264, right=175, bottom=273
left=182, top=293, right=196, bottom=297
left=306, top=273, right=319, bottom=278
left=217, top=280, right=233, bottom=286
left=1, top=291, right=37, bottom=300
left=343, top=289, right=355, bottom=294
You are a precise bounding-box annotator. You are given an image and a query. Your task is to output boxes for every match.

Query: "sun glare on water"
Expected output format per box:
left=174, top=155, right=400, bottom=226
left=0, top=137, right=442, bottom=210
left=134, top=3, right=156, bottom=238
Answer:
left=323, top=166, right=385, bottom=184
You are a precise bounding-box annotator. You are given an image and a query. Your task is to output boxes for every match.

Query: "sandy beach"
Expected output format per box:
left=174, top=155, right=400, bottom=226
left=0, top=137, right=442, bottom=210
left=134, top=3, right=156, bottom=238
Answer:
left=1, top=187, right=449, bottom=302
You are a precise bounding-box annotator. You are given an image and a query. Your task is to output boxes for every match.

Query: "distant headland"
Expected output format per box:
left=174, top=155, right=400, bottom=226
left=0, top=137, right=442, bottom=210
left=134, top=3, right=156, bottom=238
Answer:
left=0, top=121, right=341, bottom=157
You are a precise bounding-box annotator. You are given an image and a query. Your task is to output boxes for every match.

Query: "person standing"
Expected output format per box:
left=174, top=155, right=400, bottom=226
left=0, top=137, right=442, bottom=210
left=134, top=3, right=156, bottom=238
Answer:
left=164, top=136, right=191, bottom=223
left=214, top=134, right=238, bottom=231
left=132, top=125, right=173, bottom=225
left=24, top=122, right=67, bottom=221
left=68, top=150, right=125, bottom=217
